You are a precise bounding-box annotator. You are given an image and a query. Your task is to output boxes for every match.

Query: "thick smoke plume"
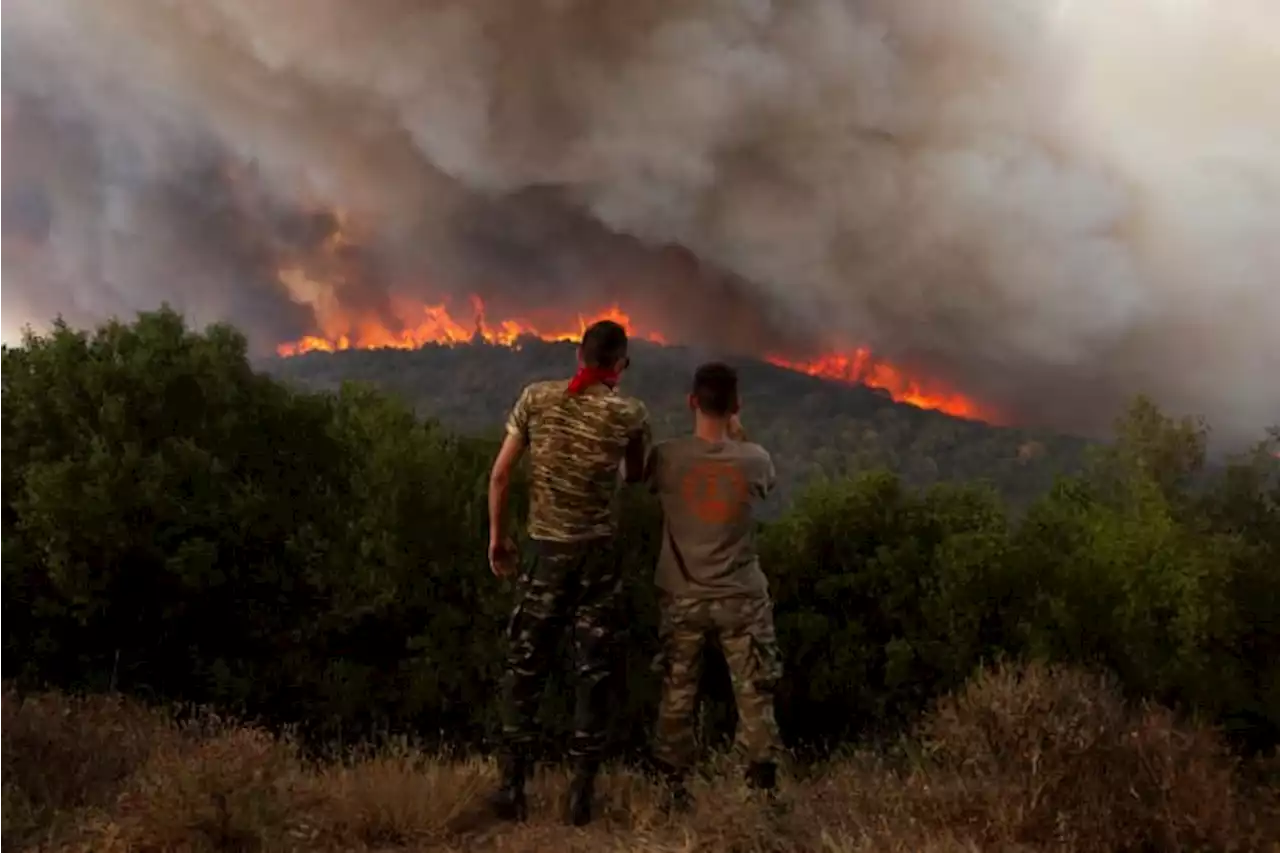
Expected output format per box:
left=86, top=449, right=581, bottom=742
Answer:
left=3, top=0, right=1279, bottom=440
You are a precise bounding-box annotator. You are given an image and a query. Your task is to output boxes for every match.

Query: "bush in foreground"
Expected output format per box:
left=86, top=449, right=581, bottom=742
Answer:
left=6, top=312, right=1280, bottom=760
left=4, top=663, right=1276, bottom=853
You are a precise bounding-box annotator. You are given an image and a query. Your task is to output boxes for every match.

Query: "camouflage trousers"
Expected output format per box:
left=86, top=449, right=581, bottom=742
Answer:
left=652, top=593, right=783, bottom=770
left=499, top=537, right=623, bottom=763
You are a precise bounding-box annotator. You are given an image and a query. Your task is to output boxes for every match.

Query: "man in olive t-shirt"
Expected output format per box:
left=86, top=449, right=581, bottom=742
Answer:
left=645, top=362, right=783, bottom=810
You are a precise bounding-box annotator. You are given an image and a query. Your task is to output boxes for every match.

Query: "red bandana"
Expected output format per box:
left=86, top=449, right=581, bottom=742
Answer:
left=566, top=365, right=620, bottom=395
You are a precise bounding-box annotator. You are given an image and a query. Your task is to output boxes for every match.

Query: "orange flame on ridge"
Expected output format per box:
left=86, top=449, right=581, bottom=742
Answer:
left=276, top=293, right=666, bottom=358
left=272, top=216, right=990, bottom=421
left=277, top=292, right=992, bottom=422
left=765, top=350, right=993, bottom=421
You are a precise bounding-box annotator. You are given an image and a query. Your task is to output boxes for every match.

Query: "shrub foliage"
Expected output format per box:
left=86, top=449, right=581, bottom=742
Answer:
left=3, top=310, right=1278, bottom=756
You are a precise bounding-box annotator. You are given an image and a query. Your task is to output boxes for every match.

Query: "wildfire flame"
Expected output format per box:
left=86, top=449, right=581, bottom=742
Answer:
left=764, top=350, right=992, bottom=421
left=277, top=292, right=993, bottom=422
left=274, top=212, right=991, bottom=421
left=276, top=293, right=667, bottom=356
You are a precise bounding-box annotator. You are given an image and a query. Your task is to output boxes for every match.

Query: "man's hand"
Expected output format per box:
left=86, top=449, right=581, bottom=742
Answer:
left=489, top=535, right=518, bottom=578
left=728, top=414, right=747, bottom=441
left=488, top=432, right=525, bottom=577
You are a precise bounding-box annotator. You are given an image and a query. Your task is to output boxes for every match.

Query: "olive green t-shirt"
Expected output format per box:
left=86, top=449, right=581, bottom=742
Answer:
left=647, top=436, right=776, bottom=598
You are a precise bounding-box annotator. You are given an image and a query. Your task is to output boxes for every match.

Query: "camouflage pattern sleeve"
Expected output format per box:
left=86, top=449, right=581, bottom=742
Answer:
left=504, top=385, right=534, bottom=445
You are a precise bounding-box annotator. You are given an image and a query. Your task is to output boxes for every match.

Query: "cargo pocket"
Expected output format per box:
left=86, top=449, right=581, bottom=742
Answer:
left=504, top=599, right=526, bottom=641
left=502, top=551, right=539, bottom=640
left=749, top=635, right=782, bottom=693
left=746, top=599, right=782, bottom=694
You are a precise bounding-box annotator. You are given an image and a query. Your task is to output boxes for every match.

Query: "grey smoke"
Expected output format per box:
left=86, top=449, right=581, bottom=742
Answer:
left=3, top=0, right=1278, bottom=440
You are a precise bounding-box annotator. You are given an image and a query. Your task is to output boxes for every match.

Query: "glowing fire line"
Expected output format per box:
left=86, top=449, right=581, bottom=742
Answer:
left=277, top=296, right=991, bottom=421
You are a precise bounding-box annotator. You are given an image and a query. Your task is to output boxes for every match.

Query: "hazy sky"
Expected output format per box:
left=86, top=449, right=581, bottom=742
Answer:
left=3, top=0, right=1278, bottom=440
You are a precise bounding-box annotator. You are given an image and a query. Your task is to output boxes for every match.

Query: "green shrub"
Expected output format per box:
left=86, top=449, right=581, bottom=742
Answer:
left=3, top=311, right=1278, bottom=759
left=763, top=472, right=1015, bottom=747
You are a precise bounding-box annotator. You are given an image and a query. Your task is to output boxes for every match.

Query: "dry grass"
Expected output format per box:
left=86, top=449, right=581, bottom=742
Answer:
left=4, top=663, right=1277, bottom=852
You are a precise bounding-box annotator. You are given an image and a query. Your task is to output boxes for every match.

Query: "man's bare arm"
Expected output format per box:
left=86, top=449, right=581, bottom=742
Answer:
left=762, top=452, right=778, bottom=497
left=488, top=433, right=526, bottom=545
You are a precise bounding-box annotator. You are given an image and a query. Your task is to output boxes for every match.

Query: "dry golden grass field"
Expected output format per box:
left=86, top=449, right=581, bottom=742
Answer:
left=4, top=663, right=1277, bottom=852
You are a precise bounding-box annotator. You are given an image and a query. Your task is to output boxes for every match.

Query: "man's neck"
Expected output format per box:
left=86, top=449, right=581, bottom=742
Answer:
left=694, top=415, right=730, bottom=443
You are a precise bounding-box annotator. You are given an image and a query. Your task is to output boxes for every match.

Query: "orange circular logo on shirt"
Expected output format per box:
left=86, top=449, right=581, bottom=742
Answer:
left=680, top=461, right=748, bottom=524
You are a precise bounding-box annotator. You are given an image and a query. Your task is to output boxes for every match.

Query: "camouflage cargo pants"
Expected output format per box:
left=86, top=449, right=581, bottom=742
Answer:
left=499, top=537, right=623, bottom=763
left=652, top=593, right=783, bottom=770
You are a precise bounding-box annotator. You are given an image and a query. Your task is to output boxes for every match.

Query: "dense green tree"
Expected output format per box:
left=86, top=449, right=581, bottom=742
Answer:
left=762, top=473, right=1015, bottom=747
left=4, top=311, right=1278, bottom=761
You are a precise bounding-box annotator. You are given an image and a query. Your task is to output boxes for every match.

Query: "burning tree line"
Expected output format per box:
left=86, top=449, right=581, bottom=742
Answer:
left=274, top=292, right=996, bottom=422
left=2, top=308, right=1278, bottom=757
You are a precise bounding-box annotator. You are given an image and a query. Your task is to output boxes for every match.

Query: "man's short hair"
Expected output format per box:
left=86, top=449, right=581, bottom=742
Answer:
left=692, top=362, right=739, bottom=416
left=580, top=320, right=629, bottom=369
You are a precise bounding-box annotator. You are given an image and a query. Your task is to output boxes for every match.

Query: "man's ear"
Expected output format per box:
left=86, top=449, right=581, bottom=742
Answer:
left=731, top=396, right=742, bottom=415
left=687, top=393, right=699, bottom=413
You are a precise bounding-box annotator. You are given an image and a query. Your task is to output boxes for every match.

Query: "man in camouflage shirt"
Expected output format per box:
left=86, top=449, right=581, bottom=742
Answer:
left=486, top=319, right=650, bottom=826
left=645, top=362, right=783, bottom=811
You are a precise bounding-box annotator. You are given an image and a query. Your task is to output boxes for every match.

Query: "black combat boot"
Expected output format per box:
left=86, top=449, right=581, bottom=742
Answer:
left=489, top=753, right=528, bottom=822
left=663, top=769, right=694, bottom=814
left=745, top=760, right=778, bottom=799
left=565, top=760, right=600, bottom=827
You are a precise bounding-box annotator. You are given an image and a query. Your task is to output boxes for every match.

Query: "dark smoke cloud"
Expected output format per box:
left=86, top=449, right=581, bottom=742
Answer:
left=3, top=0, right=1278, bottom=441
left=1, top=47, right=315, bottom=346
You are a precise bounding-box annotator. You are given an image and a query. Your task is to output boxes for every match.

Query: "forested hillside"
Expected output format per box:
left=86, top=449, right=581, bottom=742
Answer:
left=267, top=339, right=1094, bottom=511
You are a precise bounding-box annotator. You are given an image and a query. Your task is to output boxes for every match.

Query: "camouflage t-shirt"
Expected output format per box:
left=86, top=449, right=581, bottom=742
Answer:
left=505, top=379, right=651, bottom=543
